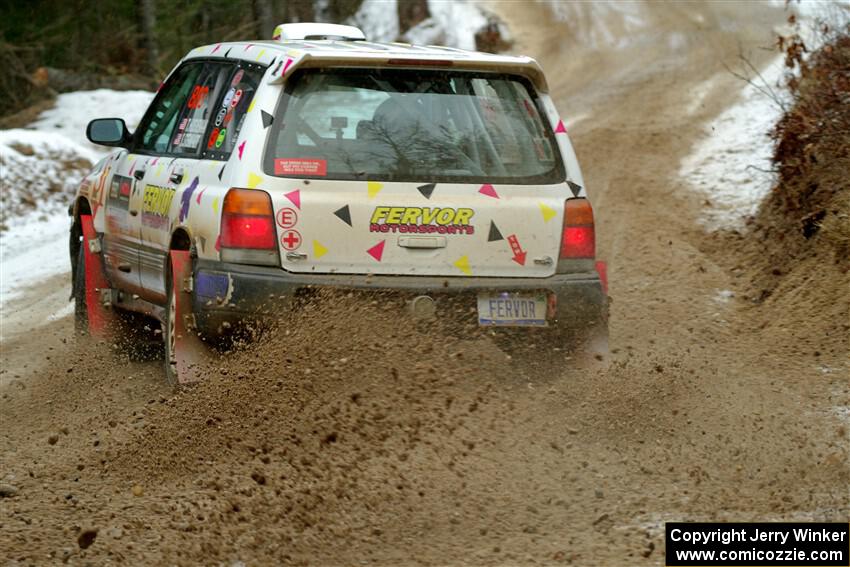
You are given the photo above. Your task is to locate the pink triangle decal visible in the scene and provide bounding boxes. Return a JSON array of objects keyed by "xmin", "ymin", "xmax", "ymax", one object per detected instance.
[
  {"xmin": 282, "ymin": 58, "xmax": 294, "ymax": 74},
  {"xmin": 196, "ymin": 187, "xmax": 206, "ymax": 205},
  {"xmin": 479, "ymin": 184, "xmax": 499, "ymax": 199},
  {"xmin": 554, "ymin": 120, "xmax": 567, "ymax": 134},
  {"xmin": 284, "ymin": 190, "xmax": 301, "ymax": 210},
  {"xmin": 367, "ymin": 240, "xmax": 386, "ymax": 262},
  {"xmin": 238, "ymin": 140, "xmax": 246, "ymax": 160},
  {"xmin": 211, "ymin": 43, "xmax": 222, "ymax": 54}
]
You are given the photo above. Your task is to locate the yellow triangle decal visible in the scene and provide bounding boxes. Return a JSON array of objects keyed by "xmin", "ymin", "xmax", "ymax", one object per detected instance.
[
  {"xmin": 539, "ymin": 202, "xmax": 557, "ymax": 223},
  {"xmin": 247, "ymin": 173, "xmax": 262, "ymax": 189},
  {"xmin": 247, "ymin": 99, "xmax": 256, "ymax": 114},
  {"xmin": 212, "ymin": 197, "xmax": 219, "ymax": 214},
  {"xmin": 255, "ymin": 48, "xmax": 266, "ymax": 61},
  {"xmin": 367, "ymin": 181, "xmax": 383, "ymax": 199},
  {"xmin": 454, "ymin": 255, "xmax": 472, "ymax": 276},
  {"xmin": 313, "ymin": 240, "xmax": 328, "ymax": 259}
]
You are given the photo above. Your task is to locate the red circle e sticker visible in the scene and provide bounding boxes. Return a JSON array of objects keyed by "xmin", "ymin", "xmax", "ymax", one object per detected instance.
[{"xmin": 276, "ymin": 207, "xmax": 298, "ymax": 229}]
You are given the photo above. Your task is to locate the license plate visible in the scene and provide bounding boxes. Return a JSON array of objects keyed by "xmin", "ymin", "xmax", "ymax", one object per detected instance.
[{"xmin": 477, "ymin": 292, "xmax": 548, "ymax": 327}]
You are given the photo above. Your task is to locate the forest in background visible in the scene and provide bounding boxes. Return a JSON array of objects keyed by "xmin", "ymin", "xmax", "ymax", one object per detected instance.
[{"xmin": 0, "ymin": 0, "xmax": 501, "ymax": 120}]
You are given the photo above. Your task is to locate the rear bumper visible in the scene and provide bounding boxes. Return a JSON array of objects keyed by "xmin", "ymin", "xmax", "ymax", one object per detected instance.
[{"xmin": 192, "ymin": 259, "xmax": 607, "ymax": 334}]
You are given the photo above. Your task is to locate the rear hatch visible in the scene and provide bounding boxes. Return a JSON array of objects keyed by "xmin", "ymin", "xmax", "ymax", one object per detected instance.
[{"xmin": 261, "ymin": 66, "xmax": 568, "ymax": 278}]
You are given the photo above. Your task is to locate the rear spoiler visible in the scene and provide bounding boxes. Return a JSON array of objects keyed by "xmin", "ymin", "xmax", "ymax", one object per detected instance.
[{"xmin": 268, "ymin": 52, "xmax": 550, "ymax": 93}]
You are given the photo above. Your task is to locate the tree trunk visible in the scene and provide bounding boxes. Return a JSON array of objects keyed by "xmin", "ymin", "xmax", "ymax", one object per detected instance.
[
  {"xmin": 254, "ymin": 0, "xmax": 275, "ymax": 39},
  {"xmin": 139, "ymin": 0, "xmax": 159, "ymax": 75},
  {"xmin": 283, "ymin": 0, "xmax": 316, "ymax": 24},
  {"xmin": 397, "ymin": 0, "xmax": 429, "ymax": 35}
]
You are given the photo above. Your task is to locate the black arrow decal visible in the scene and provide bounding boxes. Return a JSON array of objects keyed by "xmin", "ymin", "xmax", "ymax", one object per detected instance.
[
  {"xmin": 487, "ymin": 220, "xmax": 504, "ymax": 242},
  {"xmin": 417, "ymin": 183, "xmax": 436, "ymax": 199},
  {"xmin": 261, "ymin": 110, "xmax": 274, "ymax": 129},
  {"xmin": 224, "ymin": 47, "xmax": 232, "ymax": 58},
  {"xmin": 333, "ymin": 205, "xmax": 352, "ymax": 227},
  {"xmin": 218, "ymin": 164, "xmax": 226, "ymax": 181},
  {"xmin": 567, "ymin": 180, "xmax": 582, "ymax": 198}
]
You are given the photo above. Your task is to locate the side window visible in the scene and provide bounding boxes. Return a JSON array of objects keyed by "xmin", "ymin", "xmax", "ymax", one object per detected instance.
[
  {"xmin": 168, "ymin": 62, "xmax": 234, "ymax": 156},
  {"xmin": 136, "ymin": 63, "xmax": 204, "ymax": 154},
  {"xmin": 203, "ymin": 65, "xmax": 265, "ymax": 160}
]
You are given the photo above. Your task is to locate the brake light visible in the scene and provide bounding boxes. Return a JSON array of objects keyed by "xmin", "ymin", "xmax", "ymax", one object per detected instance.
[
  {"xmin": 386, "ymin": 58, "xmax": 454, "ymax": 67},
  {"xmin": 560, "ymin": 198, "xmax": 595, "ymax": 259},
  {"xmin": 221, "ymin": 189, "xmax": 276, "ymax": 250}
]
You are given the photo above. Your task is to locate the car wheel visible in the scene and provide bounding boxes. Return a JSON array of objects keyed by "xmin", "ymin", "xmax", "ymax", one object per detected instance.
[{"xmin": 73, "ymin": 243, "xmax": 88, "ymax": 335}]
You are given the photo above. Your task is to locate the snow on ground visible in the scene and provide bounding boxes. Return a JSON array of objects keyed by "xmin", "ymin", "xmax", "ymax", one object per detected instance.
[
  {"xmin": 679, "ymin": 56, "xmax": 786, "ymax": 230},
  {"xmin": 0, "ymin": 211, "xmax": 72, "ymax": 311},
  {"xmin": 28, "ymin": 89, "xmax": 152, "ymax": 153},
  {"xmin": 0, "ymin": 89, "xmax": 153, "ymax": 332}
]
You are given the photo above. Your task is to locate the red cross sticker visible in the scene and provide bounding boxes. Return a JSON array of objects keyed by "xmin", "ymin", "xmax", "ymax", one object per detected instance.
[
  {"xmin": 280, "ymin": 229, "xmax": 302, "ymax": 251},
  {"xmin": 276, "ymin": 207, "xmax": 298, "ymax": 229}
]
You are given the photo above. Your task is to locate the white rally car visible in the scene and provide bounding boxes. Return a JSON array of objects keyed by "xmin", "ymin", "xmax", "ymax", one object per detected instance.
[{"xmin": 71, "ymin": 23, "xmax": 608, "ymax": 384}]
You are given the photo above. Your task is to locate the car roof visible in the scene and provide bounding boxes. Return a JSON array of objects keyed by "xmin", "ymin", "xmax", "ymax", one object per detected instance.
[{"xmin": 182, "ymin": 39, "xmax": 549, "ymax": 92}]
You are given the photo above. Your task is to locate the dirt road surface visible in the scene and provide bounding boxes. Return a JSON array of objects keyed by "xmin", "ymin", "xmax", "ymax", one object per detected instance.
[{"xmin": 1, "ymin": 2, "xmax": 847, "ymax": 565}]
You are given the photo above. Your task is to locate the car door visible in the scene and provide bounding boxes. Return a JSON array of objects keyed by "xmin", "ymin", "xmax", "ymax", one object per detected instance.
[
  {"xmin": 134, "ymin": 60, "xmax": 237, "ymax": 304},
  {"xmin": 101, "ymin": 159, "xmax": 145, "ymax": 295}
]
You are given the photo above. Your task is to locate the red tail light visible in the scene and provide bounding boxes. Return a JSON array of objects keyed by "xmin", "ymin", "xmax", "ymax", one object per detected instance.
[
  {"xmin": 221, "ymin": 189, "xmax": 276, "ymax": 250},
  {"xmin": 560, "ymin": 198, "xmax": 595, "ymax": 259}
]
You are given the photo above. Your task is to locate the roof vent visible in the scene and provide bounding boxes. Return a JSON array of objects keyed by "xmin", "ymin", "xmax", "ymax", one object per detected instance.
[{"xmin": 272, "ymin": 23, "xmax": 366, "ymax": 41}]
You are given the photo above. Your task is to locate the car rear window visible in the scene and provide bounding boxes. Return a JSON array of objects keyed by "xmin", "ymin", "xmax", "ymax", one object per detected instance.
[{"xmin": 263, "ymin": 68, "xmax": 565, "ymax": 184}]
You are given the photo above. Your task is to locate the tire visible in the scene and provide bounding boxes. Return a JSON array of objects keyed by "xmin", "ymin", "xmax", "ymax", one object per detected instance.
[
  {"xmin": 74, "ymin": 234, "xmax": 162, "ymax": 359},
  {"xmin": 163, "ymin": 266, "xmax": 179, "ymax": 387},
  {"xmin": 73, "ymin": 243, "xmax": 88, "ymax": 335}
]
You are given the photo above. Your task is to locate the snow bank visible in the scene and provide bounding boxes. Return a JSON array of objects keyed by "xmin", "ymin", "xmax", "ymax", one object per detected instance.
[
  {"xmin": 0, "ymin": 89, "xmax": 153, "ymax": 318},
  {"xmin": 679, "ymin": 57, "xmax": 786, "ymax": 230},
  {"xmin": 0, "ymin": 210, "xmax": 71, "ymax": 311},
  {"xmin": 679, "ymin": 0, "xmax": 848, "ymax": 230},
  {"xmin": 28, "ymin": 89, "xmax": 153, "ymax": 155}
]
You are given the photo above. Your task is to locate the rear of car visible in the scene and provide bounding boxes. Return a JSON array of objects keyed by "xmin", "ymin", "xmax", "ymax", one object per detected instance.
[{"xmin": 194, "ymin": 43, "xmax": 606, "ymax": 340}]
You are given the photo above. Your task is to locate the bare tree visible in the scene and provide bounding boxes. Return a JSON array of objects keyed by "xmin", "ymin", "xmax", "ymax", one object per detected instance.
[
  {"xmin": 139, "ymin": 0, "xmax": 159, "ymax": 74},
  {"xmin": 397, "ymin": 0, "xmax": 429, "ymax": 34},
  {"xmin": 254, "ymin": 0, "xmax": 275, "ymax": 38}
]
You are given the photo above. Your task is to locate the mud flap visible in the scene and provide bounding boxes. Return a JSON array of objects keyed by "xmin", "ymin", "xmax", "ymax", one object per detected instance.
[
  {"xmin": 595, "ymin": 260, "xmax": 608, "ymax": 296},
  {"xmin": 80, "ymin": 215, "xmax": 118, "ymax": 338},
  {"xmin": 170, "ymin": 250, "xmax": 216, "ymax": 384}
]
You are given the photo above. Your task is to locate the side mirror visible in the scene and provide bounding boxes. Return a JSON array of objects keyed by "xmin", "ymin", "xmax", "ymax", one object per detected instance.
[{"xmin": 86, "ymin": 118, "xmax": 131, "ymax": 147}]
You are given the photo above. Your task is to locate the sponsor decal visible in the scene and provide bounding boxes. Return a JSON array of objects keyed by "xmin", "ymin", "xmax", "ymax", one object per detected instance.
[
  {"xmin": 187, "ymin": 85, "xmax": 209, "ymax": 109},
  {"xmin": 276, "ymin": 207, "xmax": 298, "ymax": 229},
  {"xmin": 106, "ymin": 174, "xmax": 134, "ymax": 233},
  {"xmin": 142, "ymin": 184, "xmax": 176, "ymax": 229},
  {"xmin": 215, "ymin": 128, "xmax": 227, "ymax": 148},
  {"xmin": 108, "ymin": 174, "xmax": 133, "ymax": 207},
  {"xmin": 214, "ymin": 108, "xmax": 227, "ymax": 127},
  {"xmin": 369, "ymin": 206, "xmax": 475, "ymax": 235},
  {"xmin": 274, "ymin": 158, "xmax": 327, "ymax": 176},
  {"xmin": 230, "ymin": 69, "xmax": 244, "ymax": 87},
  {"xmin": 230, "ymin": 89, "xmax": 243, "ymax": 108},
  {"xmin": 207, "ymin": 127, "xmax": 220, "ymax": 149},
  {"xmin": 222, "ymin": 87, "xmax": 236, "ymax": 108}
]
